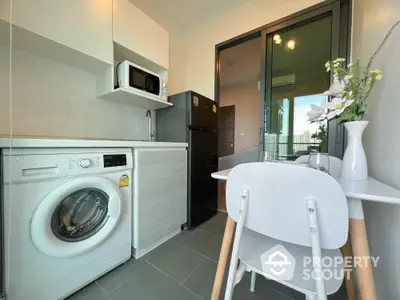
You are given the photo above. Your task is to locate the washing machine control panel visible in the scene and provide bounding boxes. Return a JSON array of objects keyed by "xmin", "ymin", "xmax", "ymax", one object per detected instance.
[
  {"xmin": 79, "ymin": 158, "xmax": 91, "ymax": 168},
  {"xmin": 103, "ymin": 154, "xmax": 127, "ymax": 168},
  {"xmin": 68, "ymin": 155, "xmax": 102, "ymax": 170}
]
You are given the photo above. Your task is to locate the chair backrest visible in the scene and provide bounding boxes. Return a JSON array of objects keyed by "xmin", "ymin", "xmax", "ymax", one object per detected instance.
[
  {"xmin": 295, "ymin": 155, "xmax": 342, "ymax": 178},
  {"xmin": 226, "ymin": 162, "xmax": 348, "ymax": 249}
]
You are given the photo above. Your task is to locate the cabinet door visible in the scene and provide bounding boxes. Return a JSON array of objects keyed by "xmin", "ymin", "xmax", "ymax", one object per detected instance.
[
  {"xmin": 10, "ymin": 0, "xmax": 113, "ymax": 65},
  {"xmin": 113, "ymin": 0, "xmax": 169, "ymax": 69},
  {"xmin": 134, "ymin": 148, "xmax": 187, "ymax": 248},
  {"xmin": 0, "ymin": 1, "xmax": 11, "ymax": 23}
]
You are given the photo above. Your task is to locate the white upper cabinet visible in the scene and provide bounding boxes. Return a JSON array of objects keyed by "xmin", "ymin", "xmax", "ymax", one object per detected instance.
[
  {"xmin": 0, "ymin": 1, "xmax": 11, "ymax": 23},
  {"xmin": 7, "ymin": 0, "xmax": 113, "ymax": 65},
  {"xmin": 113, "ymin": 0, "xmax": 169, "ymax": 69}
]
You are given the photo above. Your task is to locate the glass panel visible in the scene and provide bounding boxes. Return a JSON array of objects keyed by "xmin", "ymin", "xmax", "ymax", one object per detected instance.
[
  {"xmin": 51, "ymin": 188, "xmax": 109, "ymax": 242},
  {"xmin": 263, "ymin": 15, "xmax": 332, "ymax": 160}
]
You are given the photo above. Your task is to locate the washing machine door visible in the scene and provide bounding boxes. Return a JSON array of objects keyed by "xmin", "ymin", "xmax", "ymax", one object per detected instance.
[{"xmin": 31, "ymin": 176, "xmax": 122, "ymax": 258}]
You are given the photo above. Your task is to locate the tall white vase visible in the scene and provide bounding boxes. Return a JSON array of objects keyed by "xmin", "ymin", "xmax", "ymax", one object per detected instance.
[{"xmin": 340, "ymin": 121, "xmax": 369, "ymax": 181}]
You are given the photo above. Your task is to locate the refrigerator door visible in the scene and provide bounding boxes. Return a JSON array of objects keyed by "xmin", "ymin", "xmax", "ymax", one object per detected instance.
[
  {"xmin": 188, "ymin": 128, "xmax": 218, "ymax": 228},
  {"xmin": 188, "ymin": 92, "xmax": 218, "ymax": 130}
]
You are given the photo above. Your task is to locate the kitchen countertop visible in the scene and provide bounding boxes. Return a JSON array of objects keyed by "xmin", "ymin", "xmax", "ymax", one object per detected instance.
[{"xmin": 0, "ymin": 137, "xmax": 188, "ymax": 149}]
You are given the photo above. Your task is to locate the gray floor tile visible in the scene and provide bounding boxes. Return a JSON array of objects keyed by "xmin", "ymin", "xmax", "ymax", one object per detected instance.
[
  {"xmin": 184, "ymin": 261, "xmax": 291, "ymax": 300},
  {"xmin": 213, "ymin": 211, "xmax": 228, "ymax": 224},
  {"xmin": 144, "ymin": 239, "xmax": 206, "ymax": 283},
  {"xmin": 183, "ymin": 259, "xmax": 226, "ymax": 299},
  {"xmin": 269, "ymin": 280, "xmax": 304, "ymax": 299},
  {"xmin": 180, "ymin": 230, "xmax": 223, "ymax": 261},
  {"xmin": 66, "ymin": 282, "xmax": 109, "ymax": 300},
  {"xmin": 268, "ymin": 276, "xmax": 348, "ymax": 299},
  {"xmin": 109, "ymin": 260, "xmax": 201, "ymax": 300},
  {"xmin": 328, "ymin": 285, "xmax": 348, "ymax": 299},
  {"xmin": 170, "ymin": 229, "xmax": 196, "ymax": 243},
  {"xmin": 233, "ymin": 273, "xmax": 294, "ymax": 300},
  {"xmin": 68, "ymin": 211, "xmax": 348, "ymax": 300},
  {"xmin": 96, "ymin": 259, "xmax": 138, "ymax": 294},
  {"xmin": 197, "ymin": 217, "xmax": 227, "ymax": 236}
]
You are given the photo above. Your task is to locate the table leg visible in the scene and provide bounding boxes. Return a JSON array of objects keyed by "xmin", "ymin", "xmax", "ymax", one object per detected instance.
[
  {"xmin": 349, "ymin": 218, "xmax": 376, "ymax": 300},
  {"xmin": 341, "ymin": 239, "xmax": 356, "ymax": 300},
  {"xmin": 211, "ymin": 216, "xmax": 236, "ymax": 300}
]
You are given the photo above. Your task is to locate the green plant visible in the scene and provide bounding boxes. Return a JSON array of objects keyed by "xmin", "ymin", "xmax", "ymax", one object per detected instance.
[
  {"xmin": 307, "ymin": 20, "xmax": 400, "ymax": 123},
  {"xmin": 311, "ymin": 124, "xmax": 328, "ymax": 152}
]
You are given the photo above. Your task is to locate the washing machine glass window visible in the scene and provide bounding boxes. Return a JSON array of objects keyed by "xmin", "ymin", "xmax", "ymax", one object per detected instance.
[{"xmin": 51, "ymin": 188, "xmax": 110, "ymax": 242}]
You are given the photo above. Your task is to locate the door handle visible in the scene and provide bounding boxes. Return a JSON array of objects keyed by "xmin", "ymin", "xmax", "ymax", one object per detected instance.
[
  {"xmin": 336, "ymin": 123, "xmax": 342, "ymax": 144},
  {"xmin": 259, "ymin": 127, "xmax": 263, "ymax": 145}
]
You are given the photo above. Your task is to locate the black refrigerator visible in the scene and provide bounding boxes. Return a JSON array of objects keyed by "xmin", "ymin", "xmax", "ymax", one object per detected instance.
[{"xmin": 156, "ymin": 91, "xmax": 218, "ymax": 229}]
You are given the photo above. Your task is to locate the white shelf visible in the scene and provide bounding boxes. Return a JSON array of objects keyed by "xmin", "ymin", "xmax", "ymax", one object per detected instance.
[{"xmin": 98, "ymin": 88, "xmax": 173, "ymax": 110}]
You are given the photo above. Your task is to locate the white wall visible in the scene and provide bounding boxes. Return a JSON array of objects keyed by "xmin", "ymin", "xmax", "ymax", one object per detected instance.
[
  {"xmin": 180, "ymin": 0, "xmax": 319, "ymax": 99},
  {"xmin": 220, "ymin": 81, "xmax": 260, "ymax": 154},
  {"xmin": 0, "ymin": 46, "xmax": 152, "ymax": 140},
  {"xmin": 352, "ymin": 0, "xmax": 400, "ymax": 298},
  {"xmin": 168, "ymin": 30, "xmax": 187, "ymax": 96}
]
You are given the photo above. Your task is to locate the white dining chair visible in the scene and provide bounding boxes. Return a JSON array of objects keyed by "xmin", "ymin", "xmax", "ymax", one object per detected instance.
[
  {"xmin": 224, "ymin": 162, "xmax": 349, "ymax": 300},
  {"xmin": 295, "ymin": 155, "xmax": 342, "ymax": 178}
]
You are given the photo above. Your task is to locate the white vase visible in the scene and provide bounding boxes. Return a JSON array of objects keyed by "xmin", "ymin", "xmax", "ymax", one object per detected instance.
[{"xmin": 340, "ymin": 120, "xmax": 369, "ymax": 181}]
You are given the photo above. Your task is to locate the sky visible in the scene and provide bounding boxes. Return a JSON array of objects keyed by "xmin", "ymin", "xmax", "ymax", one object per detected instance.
[{"xmin": 293, "ymin": 94, "xmax": 327, "ymax": 135}]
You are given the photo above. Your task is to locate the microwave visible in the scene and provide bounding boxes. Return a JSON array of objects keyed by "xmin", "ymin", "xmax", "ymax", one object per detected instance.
[{"xmin": 116, "ymin": 60, "xmax": 167, "ymax": 101}]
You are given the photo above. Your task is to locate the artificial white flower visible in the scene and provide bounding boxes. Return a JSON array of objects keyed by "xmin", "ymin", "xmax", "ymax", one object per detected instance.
[
  {"xmin": 324, "ymin": 98, "xmax": 354, "ymax": 120},
  {"xmin": 325, "ymin": 61, "xmax": 331, "ymax": 72},
  {"xmin": 345, "ymin": 74, "xmax": 353, "ymax": 80},
  {"xmin": 307, "ymin": 104, "xmax": 326, "ymax": 122},
  {"xmin": 322, "ymin": 78, "xmax": 345, "ymax": 97},
  {"xmin": 369, "ymin": 69, "xmax": 381, "ymax": 75},
  {"xmin": 333, "ymin": 58, "xmax": 345, "ymax": 63}
]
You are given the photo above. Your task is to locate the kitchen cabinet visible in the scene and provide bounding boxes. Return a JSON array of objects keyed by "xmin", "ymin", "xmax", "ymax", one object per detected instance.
[
  {"xmin": 0, "ymin": 1, "xmax": 10, "ymax": 23},
  {"xmin": 113, "ymin": 0, "xmax": 169, "ymax": 69},
  {"xmin": 133, "ymin": 148, "xmax": 187, "ymax": 258},
  {"xmin": 2, "ymin": 0, "xmax": 113, "ymax": 65}
]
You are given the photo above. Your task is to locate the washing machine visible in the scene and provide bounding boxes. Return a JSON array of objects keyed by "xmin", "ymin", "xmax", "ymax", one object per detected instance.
[{"xmin": 2, "ymin": 148, "xmax": 133, "ymax": 300}]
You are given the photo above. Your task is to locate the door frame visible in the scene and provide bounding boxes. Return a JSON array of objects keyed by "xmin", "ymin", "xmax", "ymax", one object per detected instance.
[
  {"xmin": 214, "ymin": 0, "xmax": 352, "ymax": 157},
  {"xmin": 261, "ymin": 2, "xmax": 341, "ymax": 158}
]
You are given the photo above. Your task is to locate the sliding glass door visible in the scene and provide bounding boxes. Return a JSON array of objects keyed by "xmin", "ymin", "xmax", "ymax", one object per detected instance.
[{"xmin": 260, "ymin": 1, "xmax": 350, "ymax": 160}]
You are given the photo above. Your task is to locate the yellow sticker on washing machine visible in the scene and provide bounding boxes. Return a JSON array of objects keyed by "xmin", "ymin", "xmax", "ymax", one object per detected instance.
[
  {"xmin": 119, "ymin": 175, "xmax": 130, "ymax": 187},
  {"xmin": 213, "ymin": 104, "xmax": 217, "ymax": 113}
]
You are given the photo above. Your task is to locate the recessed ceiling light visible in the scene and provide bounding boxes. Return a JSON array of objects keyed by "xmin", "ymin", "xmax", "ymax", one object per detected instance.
[
  {"xmin": 273, "ymin": 34, "xmax": 282, "ymax": 45},
  {"xmin": 273, "ymin": 34, "xmax": 281, "ymax": 41},
  {"xmin": 287, "ymin": 40, "xmax": 296, "ymax": 50}
]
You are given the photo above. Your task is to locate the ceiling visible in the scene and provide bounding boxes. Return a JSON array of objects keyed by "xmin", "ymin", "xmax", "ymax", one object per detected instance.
[
  {"xmin": 219, "ymin": 16, "xmax": 331, "ymax": 88},
  {"xmin": 129, "ymin": 0, "xmax": 254, "ymax": 31},
  {"xmin": 271, "ymin": 15, "xmax": 331, "ymax": 75},
  {"xmin": 131, "ymin": 0, "xmax": 332, "ymax": 90},
  {"xmin": 220, "ymin": 37, "xmax": 262, "ymax": 87}
]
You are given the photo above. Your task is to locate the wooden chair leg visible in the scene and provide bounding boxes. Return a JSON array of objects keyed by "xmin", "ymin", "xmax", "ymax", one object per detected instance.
[
  {"xmin": 211, "ymin": 217, "xmax": 236, "ymax": 300},
  {"xmin": 349, "ymin": 218, "xmax": 376, "ymax": 300},
  {"xmin": 341, "ymin": 239, "xmax": 357, "ymax": 300}
]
